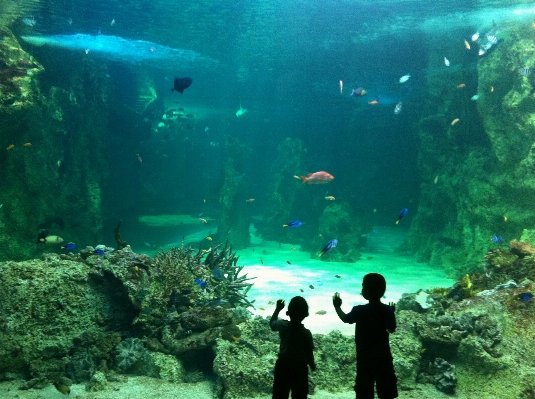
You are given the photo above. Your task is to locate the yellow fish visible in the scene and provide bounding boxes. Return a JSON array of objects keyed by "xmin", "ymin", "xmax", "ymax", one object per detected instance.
[
  {"xmin": 23, "ymin": 142, "xmax": 32, "ymax": 147},
  {"xmin": 206, "ymin": 236, "xmax": 212, "ymax": 241},
  {"xmin": 464, "ymin": 40, "xmax": 470, "ymax": 50},
  {"xmin": 451, "ymin": 118, "xmax": 460, "ymax": 126},
  {"xmin": 504, "ymin": 216, "xmax": 508, "ymax": 222},
  {"xmin": 53, "ymin": 382, "xmax": 71, "ymax": 395},
  {"xmin": 6, "ymin": 144, "xmax": 14, "ymax": 150},
  {"xmin": 325, "ymin": 196, "xmax": 336, "ymax": 200}
]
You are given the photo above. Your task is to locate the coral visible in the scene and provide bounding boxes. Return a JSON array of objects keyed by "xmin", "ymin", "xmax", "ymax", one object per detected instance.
[
  {"xmin": 85, "ymin": 371, "xmax": 108, "ymax": 392},
  {"xmin": 509, "ymin": 239, "xmax": 535, "ymax": 258},
  {"xmin": 114, "ymin": 338, "xmax": 147, "ymax": 373},
  {"xmin": 149, "ymin": 352, "xmax": 184, "ymax": 383},
  {"xmin": 434, "ymin": 358, "xmax": 456, "ymax": 394}
]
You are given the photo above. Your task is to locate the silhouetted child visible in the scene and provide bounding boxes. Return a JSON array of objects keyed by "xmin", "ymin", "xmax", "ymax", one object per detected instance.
[
  {"xmin": 333, "ymin": 273, "xmax": 398, "ymax": 399},
  {"xmin": 270, "ymin": 296, "xmax": 316, "ymax": 399}
]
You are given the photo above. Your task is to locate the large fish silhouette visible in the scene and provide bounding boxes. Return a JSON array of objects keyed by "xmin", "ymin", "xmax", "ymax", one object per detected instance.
[{"xmin": 21, "ymin": 34, "xmax": 217, "ymax": 69}]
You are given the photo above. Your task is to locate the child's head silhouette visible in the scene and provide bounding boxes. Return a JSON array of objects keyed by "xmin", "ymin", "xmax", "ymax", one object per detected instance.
[
  {"xmin": 362, "ymin": 273, "xmax": 386, "ymax": 300},
  {"xmin": 286, "ymin": 296, "xmax": 309, "ymax": 322}
]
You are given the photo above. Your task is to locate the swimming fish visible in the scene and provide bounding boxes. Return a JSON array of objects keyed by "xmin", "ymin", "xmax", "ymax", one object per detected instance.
[
  {"xmin": 491, "ymin": 235, "xmax": 503, "ymax": 244},
  {"xmin": 451, "ymin": 118, "xmax": 460, "ymax": 126},
  {"xmin": 319, "ymin": 239, "xmax": 338, "ymax": 257},
  {"xmin": 37, "ymin": 235, "xmax": 64, "ymax": 245},
  {"xmin": 487, "ymin": 35, "xmax": 498, "ymax": 45},
  {"xmin": 199, "ymin": 218, "xmax": 208, "ymax": 223},
  {"xmin": 285, "ymin": 260, "xmax": 291, "ymax": 265},
  {"xmin": 61, "ymin": 242, "xmax": 76, "ymax": 250},
  {"xmin": 464, "ymin": 40, "xmax": 470, "ymax": 50},
  {"xmin": 53, "ymin": 382, "xmax": 71, "ymax": 395},
  {"xmin": 94, "ymin": 249, "xmax": 105, "ymax": 255},
  {"xmin": 434, "ymin": 176, "xmax": 438, "ymax": 184},
  {"xmin": 519, "ymin": 68, "xmax": 531, "ymax": 76},
  {"xmin": 245, "ymin": 198, "xmax": 255, "ymax": 203},
  {"xmin": 399, "ymin": 74, "xmax": 410, "ymax": 83},
  {"xmin": 315, "ymin": 310, "xmax": 327, "ymax": 315},
  {"xmin": 6, "ymin": 144, "xmax": 14, "ymax": 150},
  {"xmin": 325, "ymin": 196, "xmax": 336, "ymax": 200},
  {"xmin": 471, "ymin": 95, "xmax": 480, "ymax": 101},
  {"xmin": 171, "ymin": 77, "xmax": 192, "ymax": 93},
  {"xmin": 301, "ymin": 171, "xmax": 334, "ymax": 184},
  {"xmin": 339, "ymin": 80, "xmax": 343, "ymax": 94},
  {"xmin": 236, "ymin": 105, "xmax": 248, "ymax": 117},
  {"xmin": 335, "ymin": 274, "xmax": 342, "ymax": 278},
  {"xmin": 194, "ymin": 278, "xmax": 207, "ymax": 289},
  {"xmin": 309, "ymin": 285, "xmax": 315, "ymax": 289},
  {"xmin": 23, "ymin": 142, "xmax": 32, "ymax": 147},
  {"xmin": 457, "ymin": 83, "xmax": 466, "ymax": 88},
  {"xmin": 471, "ymin": 32, "xmax": 479, "ymax": 41},
  {"xmin": 350, "ymin": 87, "xmax": 367, "ymax": 97},
  {"xmin": 444, "ymin": 57, "xmax": 450, "ymax": 67},
  {"xmin": 517, "ymin": 292, "xmax": 533, "ymax": 301},
  {"xmin": 206, "ymin": 236, "xmax": 212, "ymax": 241},
  {"xmin": 283, "ymin": 220, "xmax": 302, "ymax": 228},
  {"xmin": 368, "ymin": 96, "xmax": 379, "ymax": 105},
  {"xmin": 394, "ymin": 102, "xmax": 402, "ymax": 115},
  {"xmin": 396, "ymin": 208, "xmax": 408, "ymax": 224}
]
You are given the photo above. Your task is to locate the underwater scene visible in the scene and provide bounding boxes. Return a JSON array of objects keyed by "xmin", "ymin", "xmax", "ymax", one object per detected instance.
[{"xmin": 3, "ymin": 0, "xmax": 535, "ymax": 398}]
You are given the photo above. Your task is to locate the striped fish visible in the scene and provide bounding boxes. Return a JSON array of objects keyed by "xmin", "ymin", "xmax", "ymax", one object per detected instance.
[
  {"xmin": 487, "ymin": 35, "xmax": 498, "ymax": 44},
  {"xmin": 519, "ymin": 68, "xmax": 531, "ymax": 76}
]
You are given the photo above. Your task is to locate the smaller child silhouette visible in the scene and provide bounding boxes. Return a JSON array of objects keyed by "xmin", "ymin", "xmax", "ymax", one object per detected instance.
[
  {"xmin": 270, "ymin": 296, "xmax": 316, "ymax": 399},
  {"xmin": 333, "ymin": 273, "xmax": 398, "ymax": 399}
]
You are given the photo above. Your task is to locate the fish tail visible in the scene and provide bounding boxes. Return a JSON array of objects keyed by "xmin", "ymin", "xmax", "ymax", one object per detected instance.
[
  {"xmin": 318, "ymin": 252, "xmax": 324, "ymax": 257},
  {"xmin": 301, "ymin": 176, "xmax": 307, "ymax": 184},
  {"xmin": 283, "ymin": 224, "xmax": 288, "ymax": 227},
  {"xmin": 395, "ymin": 220, "xmax": 400, "ymax": 225}
]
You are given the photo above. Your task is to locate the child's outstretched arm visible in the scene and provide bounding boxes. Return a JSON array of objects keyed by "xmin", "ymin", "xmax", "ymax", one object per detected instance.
[
  {"xmin": 332, "ymin": 292, "xmax": 349, "ymax": 323},
  {"xmin": 270, "ymin": 299, "xmax": 285, "ymax": 330}
]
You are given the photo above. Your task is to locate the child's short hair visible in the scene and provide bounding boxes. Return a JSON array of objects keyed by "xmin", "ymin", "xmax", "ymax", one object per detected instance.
[
  {"xmin": 363, "ymin": 273, "xmax": 386, "ymax": 299},
  {"xmin": 287, "ymin": 296, "xmax": 309, "ymax": 321}
]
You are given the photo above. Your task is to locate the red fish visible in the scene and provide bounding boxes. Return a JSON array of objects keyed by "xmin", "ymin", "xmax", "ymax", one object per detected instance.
[{"xmin": 301, "ymin": 171, "xmax": 334, "ymax": 184}]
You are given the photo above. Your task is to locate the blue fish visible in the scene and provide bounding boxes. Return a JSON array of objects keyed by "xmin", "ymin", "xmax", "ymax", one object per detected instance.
[
  {"xmin": 93, "ymin": 249, "xmax": 105, "ymax": 255},
  {"xmin": 517, "ymin": 292, "xmax": 533, "ymax": 301},
  {"xmin": 283, "ymin": 220, "xmax": 302, "ymax": 228},
  {"xmin": 319, "ymin": 239, "xmax": 338, "ymax": 257},
  {"xmin": 396, "ymin": 208, "xmax": 408, "ymax": 224},
  {"xmin": 61, "ymin": 242, "xmax": 76, "ymax": 251},
  {"xmin": 194, "ymin": 278, "xmax": 207, "ymax": 289},
  {"xmin": 491, "ymin": 235, "xmax": 503, "ymax": 244}
]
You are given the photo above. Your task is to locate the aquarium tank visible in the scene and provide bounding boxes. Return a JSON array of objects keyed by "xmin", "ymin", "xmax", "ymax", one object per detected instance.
[{"xmin": 1, "ymin": 0, "xmax": 535, "ymax": 398}]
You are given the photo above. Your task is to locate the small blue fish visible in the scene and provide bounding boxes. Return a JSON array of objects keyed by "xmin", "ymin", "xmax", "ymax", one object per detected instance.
[
  {"xmin": 520, "ymin": 68, "xmax": 531, "ymax": 76},
  {"xmin": 396, "ymin": 208, "xmax": 408, "ymax": 224},
  {"xmin": 517, "ymin": 292, "xmax": 533, "ymax": 301},
  {"xmin": 319, "ymin": 239, "xmax": 338, "ymax": 257},
  {"xmin": 491, "ymin": 235, "xmax": 503, "ymax": 244},
  {"xmin": 93, "ymin": 249, "xmax": 105, "ymax": 255},
  {"xmin": 194, "ymin": 278, "xmax": 207, "ymax": 289},
  {"xmin": 283, "ymin": 220, "xmax": 302, "ymax": 228},
  {"xmin": 61, "ymin": 242, "xmax": 76, "ymax": 250}
]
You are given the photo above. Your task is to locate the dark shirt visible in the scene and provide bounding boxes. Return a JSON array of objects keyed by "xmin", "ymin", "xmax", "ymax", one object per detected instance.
[
  {"xmin": 346, "ymin": 303, "xmax": 396, "ymax": 352},
  {"xmin": 270, "ymin": 319, "xmax": 315, "ymax": 367}
]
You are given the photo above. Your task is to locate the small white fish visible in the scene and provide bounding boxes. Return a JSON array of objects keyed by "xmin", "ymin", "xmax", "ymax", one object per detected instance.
[
  {"xmin": 22, "ymin": 17, "xmax": 36, "ymax": 27},
  {"xmin": 471, "ymin": 32, "xmax": 479, "ymax": 42},
  {"xmin": 110, "ymin": 19, "xmax": 116, "ymax": 26},
  {"xmin": 471, "ymin": 94, "xmax": 480, "ymax": 101},
  {"xmin": 399, "ymin": 74, "xmax": 410, "ymax": 83},
  {"xmin": 339, "ymin": 80, "xmax": 343, "ymax": 94},
  {"xmin": 394, "ymin": 102, "xmax": 402, "ymax": 115},
  {"xmin": 444, "ymin": 57, "xmax": 450, "ymax": 67},
  {"xmin": 236, "ymin": 105, "xmax": 248, "ymax": 117},
  {"xmin": 85, "ymin": 49, "xmax": 91, "ymax": 54},
  {"xmin": 478, "ymin": 48, "xmax": 486, "ymax": 56}
]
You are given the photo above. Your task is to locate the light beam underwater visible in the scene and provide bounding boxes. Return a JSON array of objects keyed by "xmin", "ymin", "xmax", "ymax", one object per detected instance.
[{"xmin": 21, "ymin": 34, "xmax": 218, "ymax": 69}]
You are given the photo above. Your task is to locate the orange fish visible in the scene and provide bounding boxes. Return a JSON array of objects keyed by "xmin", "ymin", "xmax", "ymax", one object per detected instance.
[
  {"xmin": 199, "ymin": 218, "xmax": 207, "ymax": 224},
  {"xmin": 325, "ymin": 196, "xmax": 336, "ymax": 200},
  {"xmin": 457, "ymin": 83, "xmax": 466, "ymax": 88},
  {"xmin": 23, "ymin": 142, "xmax": 32, "ymax": 147},
  {"xmin": 232, "ymin": 335, "xmax": 240, "ymax": 341},
  {"xmin": 245, "ymin": 198, "xmax": 255, "ymax": 203},
  {"xmin": 451, "ymin": 118, "xmax": 460, "ymax": 126},
  {"xmin": 368, "ymin": 99, "xmax": 379, "ymax": 105},
  {"xmin": 301, "ymin": 171, "xmax": 334, "ymax": 184},
  {"xmin": 6, "ymin": 144, "xmax": 14, "ymax": 150},
  {"xmin": 464, "ymin": 40, "xmax": 470, "ymax": 50}
]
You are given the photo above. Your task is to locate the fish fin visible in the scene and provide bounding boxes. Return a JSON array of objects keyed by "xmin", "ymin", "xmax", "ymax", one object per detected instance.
[{"xmin": 301, "ymin": 176, "xmax": 307, "ymax": 184}]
